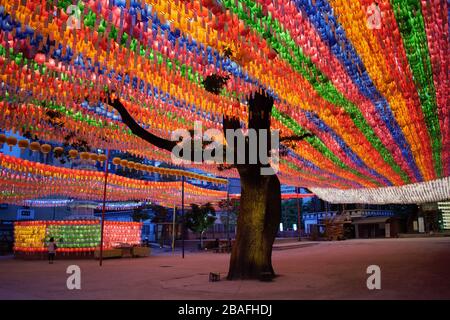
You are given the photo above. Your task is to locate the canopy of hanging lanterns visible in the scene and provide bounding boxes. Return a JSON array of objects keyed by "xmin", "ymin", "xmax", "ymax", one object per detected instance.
[
  {"xmin": 0, "ymin": 0, "xmax": 448, "ymax": 204},
  {"xmin": 0, "ymin": 153, "xmax": 227, "ymax": 206}
]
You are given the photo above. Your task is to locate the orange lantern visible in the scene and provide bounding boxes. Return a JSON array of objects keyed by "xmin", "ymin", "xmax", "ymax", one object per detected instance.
[
  {"xmin": 6, "ymin": 136, "xmax": 17, "ymax": 151},
  {"xmin": 68, "ymin": 149, "xmax": 78, "ymax": 159},
  {"xmin": 40, "ymin": 144, "xmax": 52, "ymax": 162},
  {"xmin": 40, "ymin": 144, "xmax": 51, "ymax": 154},
  {"xmin": 120, "ymin": 159, "xmax": 128, "ymax": 170},
  {"xmin": 53, "ymin": 147, "xmax": 64, "ymax": 158},
  {"xmin": 18, "ymin": 139, "xmax": 29, "ymax": 150},
  {"xmin": 112, "ymin": 157, "xmax": 121, "ymax": 169},
  {"xmin": 0, "ymin": 134, "xmax": 6, "ymax": 145},
  {"xmin": 89, "ymin": 153, "xmax": 99, "ymax": 163},
  {"xmin": 80, "ymin": 152, "xmax": 90, "ymax": 161},
  {"xmin": 98, "ymin": 154, "xmax": 107, "ymax": 165},
  {"xmin": 30, "ymin": 142, "xmax": 40, "ymax": 152}
]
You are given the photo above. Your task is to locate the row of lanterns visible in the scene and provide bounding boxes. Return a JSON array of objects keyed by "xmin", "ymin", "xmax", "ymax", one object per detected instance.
[
  {"xmin": 0, "ymin": 134, "xmax": 227, "ymax": 184},
  {"xmin": 0, "ymin": 133, "xmax": 108, "ymax": 163}
]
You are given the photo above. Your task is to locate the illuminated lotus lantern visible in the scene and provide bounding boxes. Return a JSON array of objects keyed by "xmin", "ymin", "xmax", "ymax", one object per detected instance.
[
  {"xmin": 68, "ymin": 149, "xmax": 78, "ymax": 160},
  {"xmin": 29, "ymin": 142, "xmax": 40, "ymax": 160},
  {"xmin": 112, "ymin": 157, "xmax": 121, "ymax": 170},
  {"xmin": 40, "ymin": 144, "xmax": 51, "ymax": 162},
  {"xmin": 173, "ymin": 170, "xmax": 182, "ymax": 178},
  {"xmin": 120, "ymin": 159, "xmax": 128, "ymax": 171},
  {"xmin": 53, "ymin": 147, "xmax": 64, "ymax": 159},
  {"xmin": 80, "ymin": 152, "xmax": 90, "ymax": 163},
  {"xmin": 18, "ymin": 139, "xmax": 29, "ymax": 156},
  {"xmin": 6, "ymin": 136, "xmax": 17, "ymax": 152},
  {"xmin": 0, "ymin": 134, "xmax": 6, "ymax": 146},
  {"xmin": 98, "ymin": 154, "xmax": 107, "ymax": 166},
  {"xmin": 18, "ymin": 139, "xmax": 29, "ymax": 150},
  {"xmin": 89, "ymin": 153, "xmax": 99, "ymax": 165},
  {"xmin": 127, "ymin": 161, "xmax": 136, "ymax": 171}
]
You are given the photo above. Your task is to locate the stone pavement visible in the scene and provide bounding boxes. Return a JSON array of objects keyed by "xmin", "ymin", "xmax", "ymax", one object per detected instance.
[{"xmin": 0, "ymin": 238, "xmax": 449, "ymax": 300}]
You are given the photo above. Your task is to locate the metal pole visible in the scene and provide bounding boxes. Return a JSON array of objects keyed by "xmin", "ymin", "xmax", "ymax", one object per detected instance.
[
  {"xmin": 181, "ymin": 175, "xmax": 185, "ymax": 259},
  {"xmin": 172, "ymin": 204, "xmax": 176, "ymax": 254},
  {"xmin": 226, "ymin": 180, "xmax": 230, "ymax": 241},
  {"xmin": 99, "ymin": 149, "xmax": 110, "ymax": 267},
  {"xmin": 297, "ymin": 187, "xmax": 301, "ymax": 241}
]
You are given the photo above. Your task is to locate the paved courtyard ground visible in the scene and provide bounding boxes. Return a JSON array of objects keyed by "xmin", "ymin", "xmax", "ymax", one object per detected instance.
[{"xmin": 0, "ymin": 238, "xmax": 449, "ymax": 300}]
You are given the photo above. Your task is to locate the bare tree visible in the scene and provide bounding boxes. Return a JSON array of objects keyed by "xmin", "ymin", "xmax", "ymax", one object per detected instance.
[{"xmin": 103, "ymin": 75, "xmax": 312, "ymax": 279}]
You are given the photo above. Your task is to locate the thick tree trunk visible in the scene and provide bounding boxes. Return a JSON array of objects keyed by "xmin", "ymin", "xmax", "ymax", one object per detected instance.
[{"xmin": 227, "ymin": 173, "xmax": 281, "ymax": 280}]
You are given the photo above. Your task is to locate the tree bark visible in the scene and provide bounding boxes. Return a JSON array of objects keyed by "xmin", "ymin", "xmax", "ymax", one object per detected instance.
[{"xmin": 227, "ymin": 171, "xmax": 281, "ymax": 280}]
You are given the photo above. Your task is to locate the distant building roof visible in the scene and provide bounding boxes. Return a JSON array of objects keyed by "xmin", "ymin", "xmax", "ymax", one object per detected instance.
[{"xmin": 352, "ymin": 217, "xmax": 391, "ymax": 225}]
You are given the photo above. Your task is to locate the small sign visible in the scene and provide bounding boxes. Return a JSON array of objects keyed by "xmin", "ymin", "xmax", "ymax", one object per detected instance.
[{"xmin": 17, "ymin": 209, "xmax": 35, "ymax": 220}]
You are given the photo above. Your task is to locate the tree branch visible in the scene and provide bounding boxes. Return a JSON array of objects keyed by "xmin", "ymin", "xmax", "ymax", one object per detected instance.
[
  {"xmin": 106, "ymin": 93, "xmax": 177, "ymax": 152},
  {"xmin": 105, "ymin": 91, "xmax": 227, "ymax": 163},
  {"xmin": 248, "ymin": 91, "xmax": 273, "ymax": 131},
  {"xmin": 280, "ymin": 133, "xmax": 314, "ymax": 142}
]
